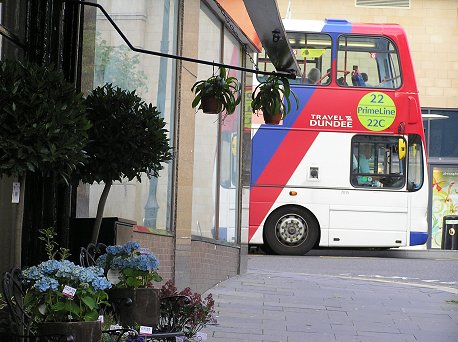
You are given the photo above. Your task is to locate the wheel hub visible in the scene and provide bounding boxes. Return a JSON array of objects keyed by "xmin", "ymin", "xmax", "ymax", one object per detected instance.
[{"xmin": 276, "ymin": 215, "xmax": 308, "ymax": 245}]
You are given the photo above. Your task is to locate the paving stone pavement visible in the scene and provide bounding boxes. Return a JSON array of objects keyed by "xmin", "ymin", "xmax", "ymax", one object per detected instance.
[{"xmin": 201, "ymin": 269, "xmax": 458, "ymax": 342}]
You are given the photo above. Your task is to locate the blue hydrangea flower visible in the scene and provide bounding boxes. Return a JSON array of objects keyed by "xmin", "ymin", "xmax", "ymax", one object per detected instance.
[
  {"xmin": 32, "ymin": 276, "xmax": 59, "ymax": 292},
  {"xmin": 22, "ymin": 259, "xmax": 112, "ymax": 295}
]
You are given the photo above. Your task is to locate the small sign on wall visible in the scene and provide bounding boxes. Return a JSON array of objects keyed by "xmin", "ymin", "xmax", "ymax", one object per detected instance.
[{"xmin": 12, "ymin": 182, "xmax": 20, "ymax": 203}]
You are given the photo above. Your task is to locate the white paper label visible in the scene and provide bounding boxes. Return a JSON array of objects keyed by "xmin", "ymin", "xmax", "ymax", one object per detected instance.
[
  {"xmin": 12, "ymin": 182, "xmax": 20, "ymax": 203},
  {"xmin": 139, "ymin": 326, "xmax": 153, "ymax": 335},
  {"xmin": 109, "ymin": 324, "xmax": 122, "ymax": 330},
  {"xmin": 62, "ymin": 285, "xmax": 77, "ymax": 299},
  {"xmin": 98, "ymin": 315, "xmax": 104, "ymax": 323}
]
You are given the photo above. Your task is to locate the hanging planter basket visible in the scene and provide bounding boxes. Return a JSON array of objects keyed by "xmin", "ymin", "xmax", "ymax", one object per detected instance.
[
  {"xmin": 109, "ymin": 288, "xmax": 160, "ymax": 327},
  {"xmin": 200, "ymin": 96, "xmax": 222, "ymax": 114},
  {"xmin": 262, "ymin": 111, "xmax": 282, "ymax": 125}
]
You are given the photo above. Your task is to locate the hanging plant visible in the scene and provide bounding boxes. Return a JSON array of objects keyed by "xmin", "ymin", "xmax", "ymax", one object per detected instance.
[
  {"xmin": 251, "ymin": 73, "xmax": 299, "ymax": 124},
  {"xmin": 191, "ymin": 67, "xmax": 241, "ymax": 114}
]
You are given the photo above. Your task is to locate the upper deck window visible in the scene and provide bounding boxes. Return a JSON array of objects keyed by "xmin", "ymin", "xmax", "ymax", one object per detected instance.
[
  {"xmin": 337, "ymin": 36, "xmax": 401, "ymax": 89},
  {"xmin": 257, "ymin": 33, "xmax": 332, "ymax": 86}
]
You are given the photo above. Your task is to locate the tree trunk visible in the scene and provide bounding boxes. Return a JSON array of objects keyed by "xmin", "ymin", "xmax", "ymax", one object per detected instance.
[{"xmin": 91, "ymin": 181, "xmax": 112, "ymax": 243}]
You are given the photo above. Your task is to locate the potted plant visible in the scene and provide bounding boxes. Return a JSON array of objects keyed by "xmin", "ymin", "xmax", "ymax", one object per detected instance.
[
  {"xmin": 251, "ymin": 73, "xmax": 299, "ymax": 124},
  {"xmin": 191, "ymin": 67, "xmax": 241, "ymax": 114},
  {"xmin": 158, "ymin": 280, "xmax": 216, "ymax": 340},
  {"xmin": 75, "ymin": 83, "xmax": 172, "ymax": 244},
  {"xmin": 95, "ymin": 241, "xmax": 163, "ymax": 327},
  {"xmin": 20, "ymin": 228, "xmax": 112, "ymax": 341},
  {"xmin": 0, "ymin": 60, "xmax": 90, "ymax": 266}
]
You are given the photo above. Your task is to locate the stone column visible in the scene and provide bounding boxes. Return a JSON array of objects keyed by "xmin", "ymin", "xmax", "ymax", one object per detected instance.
[{"xmin": 173, "ymin": 0, "xmax": 200, "ymax": 289}]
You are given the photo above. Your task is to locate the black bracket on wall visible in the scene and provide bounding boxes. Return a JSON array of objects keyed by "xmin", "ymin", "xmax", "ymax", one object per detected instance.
[{"xmin": 64, "ymin": 0, "xmax": 296, "ymax": 78}]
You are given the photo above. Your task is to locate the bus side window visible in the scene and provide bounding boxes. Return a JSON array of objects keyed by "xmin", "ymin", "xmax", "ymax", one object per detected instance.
[
  {"xmin": 337, "ymin": 36, "xmax": 402, "ymax": 89},
  {"xmin": 407, "ymin": 134, "xmax": 424, "ymax": 191}
]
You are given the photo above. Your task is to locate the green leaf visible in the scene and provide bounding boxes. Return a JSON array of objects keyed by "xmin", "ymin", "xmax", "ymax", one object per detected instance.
[
  {"xmin": 81, "ymin": 296, "xmax": 97, "ymax": 310},
  {"xmin": 84, "ymin": 310, "xmax": 99, "ymax": 322},
  {"xmin": 65, "ymin": 301, "xmax": 81, "ymax": 316}
]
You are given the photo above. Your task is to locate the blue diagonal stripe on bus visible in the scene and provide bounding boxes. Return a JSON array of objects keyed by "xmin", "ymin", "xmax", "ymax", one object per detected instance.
[{"xmin": 251, "ymin": 87, "xmax": 316, "ymax": 185}]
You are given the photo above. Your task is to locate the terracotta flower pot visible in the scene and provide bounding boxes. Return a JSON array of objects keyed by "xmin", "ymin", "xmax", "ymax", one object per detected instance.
[
  {"xmin": 109, "ymin": 288, "xmax": 160, "ymax": 327},
  {"xmin": 37, "ymin": 320, "xmax": 102, "ymax": 342},
  {"xmin": 200, "ymin": 96, "xmax": 222, "ymax": 114},
  {"xmin": 263, "ymin": 112, "xmax": 282, "ymax": 124}
]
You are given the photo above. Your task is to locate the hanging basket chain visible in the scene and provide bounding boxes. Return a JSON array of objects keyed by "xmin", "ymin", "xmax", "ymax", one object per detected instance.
[{"xmin": 214, "ymin": 0, "xmax": 259, "ymax": 71}]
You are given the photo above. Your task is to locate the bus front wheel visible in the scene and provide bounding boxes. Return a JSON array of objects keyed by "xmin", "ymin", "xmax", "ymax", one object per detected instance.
[{"xmin": 264, "ymin": 207, "xmax": 319, "ymax": 255}]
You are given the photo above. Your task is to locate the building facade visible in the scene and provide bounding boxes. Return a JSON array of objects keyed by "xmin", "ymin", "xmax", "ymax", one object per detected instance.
[{"xmin": 0, "ymin": 0, "xmax": 259, "ymax": 293}]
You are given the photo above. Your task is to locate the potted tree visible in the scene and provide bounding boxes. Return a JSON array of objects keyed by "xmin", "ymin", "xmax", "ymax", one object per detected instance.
[
  {"xmin": 251, "ymin": 73, "xmax": 299, "ymax": 124},
  {"xmin": 76, "ymin": 83, "xmax": 172, "ymax": 244},
  {"xmin": 0, "ymin": 60, "xmax": 90, "ymax": 266},
  {"xmin": 191, "ymin": 67, "xmax": 241, "ymax": 114}
]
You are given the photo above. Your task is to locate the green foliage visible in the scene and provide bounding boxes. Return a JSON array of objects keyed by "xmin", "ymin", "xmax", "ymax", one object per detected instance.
[
  {"xmin": 191, "ymin": 67, "xmax": 241, "ymax": 114},
  {"xmin": 120, "ymin": 267, "xmax": 162, "ymax": 288},
  {"xmin": 38, "ymin": 227, "xmax": 71, "ymax": 261},
  {"xmin": 0, "ymin": 293, "xmax": 11, "ymax": 339},
  {"xmin": 77, "ymin": 83, "xmax": 172, "ymax": 184},
  {"xmin": 96, "ymin": 242, "xmax": 162, "ymax": 289},
  {"xmin": 95, "ymin": 36, "xmax": 148, "ymax": 95},
  {"xmin": 23, "ymin": 282, "xmax": 110, "ymax": 322},
  {"xmin": 159, "ymin": 280, "xmax": 216, "ymax": 339},
  {"xmin": 251, "ymin": 73, "xmax": 299, "ymax": 121},
  {"xmin": 21, "ymin": 227, "xmax": 111, "ymax": 323},
  {"xmin": 0, "ymin": 60, "xmax": 90, "ymax": 182}
]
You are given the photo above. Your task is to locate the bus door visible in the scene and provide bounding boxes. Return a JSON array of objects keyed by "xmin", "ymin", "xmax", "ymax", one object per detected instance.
[{"xmin": 328, "ymin": 135, "xmax": 409, "ymax": 247}]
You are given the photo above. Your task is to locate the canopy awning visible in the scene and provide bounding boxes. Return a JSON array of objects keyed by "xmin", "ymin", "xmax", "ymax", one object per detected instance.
[
  {"xmin": 214, "ymin": 0, "xmax": 302, "ymax": 77},
  {"xmin": 243, "ymin": 0, "xmax": 302, "ymax": 76}
]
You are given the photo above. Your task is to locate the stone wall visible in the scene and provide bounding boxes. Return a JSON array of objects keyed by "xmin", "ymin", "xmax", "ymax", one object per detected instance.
[
  {"xmin": 133, "ymin": 230, "xmax": 175, "ymax": 287},
  {"xmin": 190, "ymin": 238, "xmax": 240, "ymax": 294},
  {"xmin": 132, "ymin": 231, "xmax": 240, "ymax": 294}
]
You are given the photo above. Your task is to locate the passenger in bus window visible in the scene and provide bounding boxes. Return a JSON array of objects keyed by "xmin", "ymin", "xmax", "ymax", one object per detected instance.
[
  {"xmin": 358, "ymin": 145, "xmax": 371, "ymax": 173},
  {"xmin": 305, "ymin": 68, "xmax": 321, "ymax": 85},
  {"xmin": 361, "ymin": 73, "xmax": 371, "ymax": 87},
  {"xmin": 379, "ymin": 75, "xmax": 392, "ymax": 88},
  {"xmin": 356, "ymin": 145, "xmax": 381, "ymax": 187},
  {"xmin": 337, "ymin": 76, "xmax": 347, "ymax": 86},
  {"xmin": 351, "ymin": 65, "xmax": 366, "ymax": 87}
]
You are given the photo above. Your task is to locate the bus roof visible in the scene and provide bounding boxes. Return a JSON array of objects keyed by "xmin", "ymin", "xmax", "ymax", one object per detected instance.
[{"xmin": 283, "ymin": 18, "xmax": 406, "ymax": 36}]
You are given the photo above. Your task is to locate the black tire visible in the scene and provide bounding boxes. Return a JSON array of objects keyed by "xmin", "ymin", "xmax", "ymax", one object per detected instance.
[
  {"xmin": 259, "ymin": 243, "xmax": 275, "ymax": 255},
  {"xmin": 264, "ymin": 206, "xmax": 319, "ymax": 255}
]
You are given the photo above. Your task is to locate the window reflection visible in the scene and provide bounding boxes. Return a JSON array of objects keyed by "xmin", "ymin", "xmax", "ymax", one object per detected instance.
[{"xmin": 80, "ymin": 0, "xmax": 178, "ymax": 231}]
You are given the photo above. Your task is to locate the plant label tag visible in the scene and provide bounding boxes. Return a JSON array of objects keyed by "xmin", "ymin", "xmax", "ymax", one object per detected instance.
[
  {"xmin": 62, "ymin": 285, "xmax": 77, "ymax": 299},
  {"xmin": 139, "ymin": 247, "xmax": 151, "ymax": 255},
  {"xmin": 109, "ymin": 324, "xmax": 122, "ymax": 330},
  {"xmin": 196, "ymin": 332, "xmax": 207, "ymax": 340},
  {"xmin": 139, "ymin": 326, "xmax": 153, "ymax": 335},
  {"xmin": 12, "ymin": 182, "xmax": 20, "ymax": 203},
  {"xmin": 98, "ymin": 315, "xmax": 104, "ymax": 322},
  {"xmin": 107, "ymin": 269, "xmax": 121, "ymax": 285}
]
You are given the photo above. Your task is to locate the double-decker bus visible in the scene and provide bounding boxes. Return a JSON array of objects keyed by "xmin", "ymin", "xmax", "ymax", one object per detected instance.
[{"xmin": 249, "ymin": 19, "xmax": 428, "ymax": 255}]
